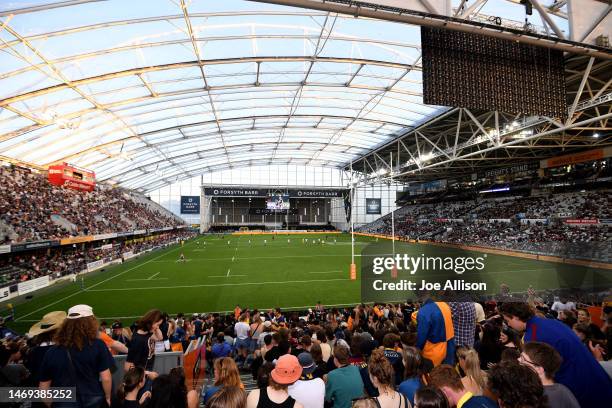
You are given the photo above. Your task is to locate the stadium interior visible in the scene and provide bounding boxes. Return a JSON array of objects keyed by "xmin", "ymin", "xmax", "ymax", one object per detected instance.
[{"xmin": 0, "ymin": 1, "xmax": 610, "ymax": 408}]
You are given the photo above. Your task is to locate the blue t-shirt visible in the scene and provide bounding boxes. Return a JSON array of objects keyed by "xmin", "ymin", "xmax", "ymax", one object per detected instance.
[
  {"xmin": 524, "ymin": 316, "xmax": 612, "ymax": 408},
  {"xmin": 398, "ymin": 377, "xmax": 421, "ymax": 406},
  {"xmin": 202, "ymin": 385, "xmax": 220, "ymax": 404},
  {"xmin": 39, "ymin": 339, "xmax": 114, "ymax": 399},
  {"xmin": 211, "ymin": 342, "xmax": 232, "ymax": 359}
]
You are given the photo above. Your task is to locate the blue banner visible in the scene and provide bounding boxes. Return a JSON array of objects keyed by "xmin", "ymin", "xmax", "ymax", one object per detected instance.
[{"xmin": 181, "ymin": 196, "xmax": 200, "ymax": 214}]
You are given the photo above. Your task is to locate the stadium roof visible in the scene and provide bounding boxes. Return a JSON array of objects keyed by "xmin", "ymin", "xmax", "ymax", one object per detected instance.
[{"xmin": 0, "ymin": 0, "xmax": 610, "ymax": 192}]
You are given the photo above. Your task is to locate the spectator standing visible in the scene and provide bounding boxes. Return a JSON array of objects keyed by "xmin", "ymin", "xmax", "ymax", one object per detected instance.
[
  {"xmin": 519, "ymin": 342, "xmax": 580, "ymax": 408},
  {"xmin": 38, "ymin": 304, "xmax": 114, "ymax": 408},
  {"xmin": 235, "ymin": 314, "xmax": 251, "ymax": 366},
  {"xmin": 416, "ymin": 298, "xmax": 455, "ymax": 366},
  {"xmin": 324, "ymin": 346, "xmax": 364, "ymax": 408},
  {"xmin": 126, "ymin": 309, "xmax": 164, "ymax": 371},
  {"xmin": 500, "ymin": 302, "xmax": 612, "ymax": 408},
  {"xmin": 25, "ymin": 311, "xmax": 66, "ymax": 385},
  {"xmin": 449, "ymin": 302, "xmax": 476, "ymax": 348}
]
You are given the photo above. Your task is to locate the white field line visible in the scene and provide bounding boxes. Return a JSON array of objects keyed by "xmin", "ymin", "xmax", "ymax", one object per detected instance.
[
  {"xmin": 15, "ymin": 245, "xmax": 182, "ymax": 321},
  {"xmin": 148, "ymin": 272, "xmax": 160, "ymax": 280},
  {"xmin": 87, "ymin": 277, "xmax": 350, "ymax": 292},
  {"xmin": 308, "ymin": 270, "xmax": 342, "ymax": 274},
  {"xmin": 151, "ymin": 253, "xmax": 391, "ymax": 262}
]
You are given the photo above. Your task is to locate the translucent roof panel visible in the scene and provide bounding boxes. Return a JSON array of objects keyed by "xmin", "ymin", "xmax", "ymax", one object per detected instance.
[{"xmin": 0, "ymin": 0, "xmax": 448, "ymax": 192}]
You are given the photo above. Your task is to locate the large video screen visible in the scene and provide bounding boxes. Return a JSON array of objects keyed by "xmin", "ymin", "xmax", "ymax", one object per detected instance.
[{"xmin": 266, "ymin": 194, "xmax": 290, "ymax": 210}]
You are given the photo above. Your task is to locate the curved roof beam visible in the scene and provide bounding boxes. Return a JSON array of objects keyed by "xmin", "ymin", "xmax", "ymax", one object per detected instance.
[
  {"xmin": 46, "ymin": 113, "xmax": 407, "ymax": 166},
  {"xmin": 0, "ymin": 34, "xmax": 420, "ymax": 80},
  {"xmin": 105, "ymin": 142, "xmax": 359, "ymax": 184},
  {"xmin": 0, "ymin": 56, "xmax": 418, "ymax": 106}
]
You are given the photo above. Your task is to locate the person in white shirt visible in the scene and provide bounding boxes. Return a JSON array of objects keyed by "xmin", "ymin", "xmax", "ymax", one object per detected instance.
[
  {"xmin": 289, "ymin": 352, "xmax": 325, "ymax": 408},
  {"xmin": 234, "ymin": 315, "xmax": 251, "ymax": 364}
]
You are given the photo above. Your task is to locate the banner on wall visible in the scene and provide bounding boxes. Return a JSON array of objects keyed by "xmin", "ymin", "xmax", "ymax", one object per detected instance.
[
  {"xmin": 366, "ymin": 198, "xmax": 382, "ymax": 214},
  {"xmin": 203, "ymin": 187, "xmax": 347, "ymax": 198},
  {"xmin": 18, "ymin": 276, "xmax": 50, "ymax": 295},
  {"xmin": 180, "ymin": 196, "xmax": 200, "ymax": 214}
]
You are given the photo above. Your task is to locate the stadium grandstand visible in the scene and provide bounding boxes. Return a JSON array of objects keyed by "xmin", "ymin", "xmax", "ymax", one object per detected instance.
[{"xmin": 0, "ymin": 1, "xmax": 610, "ymax": 408}]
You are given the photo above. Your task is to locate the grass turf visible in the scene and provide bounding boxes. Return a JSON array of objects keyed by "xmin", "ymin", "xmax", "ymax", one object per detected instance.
[{"xmin": 4, "ymin": 233, "xmax": 610, "ymax": 333}]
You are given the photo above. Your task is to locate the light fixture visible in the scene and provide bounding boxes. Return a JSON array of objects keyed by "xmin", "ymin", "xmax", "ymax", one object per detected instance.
[{"xmin": 594, "ymin": 133, "xmax": 600, "ymax": 138}]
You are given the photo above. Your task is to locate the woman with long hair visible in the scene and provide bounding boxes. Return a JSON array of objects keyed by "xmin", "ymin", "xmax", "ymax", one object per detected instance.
[
  {"xmin": 203, "ymin": 357, "xmax": 244, "ymax": 403},
  {"xmin": 478, "ymin": 322, "xmax": 504, "ymax": 369},
  {"xmin": 456, "ymin": 347, "xmax": 487, "ymax": 396},
  {"xmin": 38, "ymin": 304, "xmax": 114, "ymax": 408},
  {"xmin": 205, "ymin": 386, "xmax": 247, "ymax": 408},
  {"xmin": 126, "ymin": 309, "xmax": 164, "ymax": 371},
  {"xmin": 399, "ymin": 346, "xmax": 424, "ymax": 406},
  {"xmin": 499, "ymin": 327, "xmax": 521, "ymax": 350},
  {"xmin": 145, "ymin": 369, "xmax": 199, "ymax": 408},
  {"xmin": 367, "ymin": 349, "xmax": 410, "ymax": 408}
]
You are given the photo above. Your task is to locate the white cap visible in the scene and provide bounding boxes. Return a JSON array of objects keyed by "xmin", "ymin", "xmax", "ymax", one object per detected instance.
[
  {"xmin": 67, "ymin": 304, "xmax": 94, "ymax": 319},
  {"xmin": 263, "ymin": 321, "xmax": 272, "ymax": 328}
]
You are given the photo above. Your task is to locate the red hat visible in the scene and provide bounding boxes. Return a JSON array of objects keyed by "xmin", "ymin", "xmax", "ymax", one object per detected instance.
[{"xmin": 271, "ymin": 354, "xmax": 302, "ymax": 385}]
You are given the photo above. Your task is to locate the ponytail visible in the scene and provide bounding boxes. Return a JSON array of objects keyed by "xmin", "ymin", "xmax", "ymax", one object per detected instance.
[
  {"xmin": 117, "ymin": 367, "xmax": 145, "ymax": 402},
  {"xmin": 458, "ymin": 348, "xmax": 486, "ymax": 392}
]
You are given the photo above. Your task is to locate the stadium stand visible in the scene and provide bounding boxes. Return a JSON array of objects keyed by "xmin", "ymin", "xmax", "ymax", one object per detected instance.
[
  {"xmin": 358, "ymin": 189, "xmax": 611, "ymax": 262},
  {"xmin": 0, "ymin": 230, "xmax": 195, "ymax": 287},
  {"xmin": 2, "ymin": 296, "xmax": 611, "ymax": 408},
  {"xmin": 0, "ymin": 165, "xmax": 183, "ymax": 244}
]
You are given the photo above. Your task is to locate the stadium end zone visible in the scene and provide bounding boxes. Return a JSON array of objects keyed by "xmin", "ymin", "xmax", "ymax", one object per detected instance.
[{"xmin": 231, "ymin": 230, "xmax": 342, "ymax": 236}]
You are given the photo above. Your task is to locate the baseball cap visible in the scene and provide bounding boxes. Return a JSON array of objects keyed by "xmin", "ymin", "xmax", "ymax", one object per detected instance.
[
  {"xmin": 297, "ymin": 352, "xmax": 316, "ymax": 375},
  {"xmin": 67, "ymin": 304, "xmax": 94, "ymax": 319},
  {"xmin": 263, "ymin": 320, "xmax": 272, "ymax": 328},
  {"xmin": 271, "ymin": 354, "xmax": 302, "ymax": 385},
  {"xmin": 111, "ymin": 321, "xmax": 123, "ymax": 329}
]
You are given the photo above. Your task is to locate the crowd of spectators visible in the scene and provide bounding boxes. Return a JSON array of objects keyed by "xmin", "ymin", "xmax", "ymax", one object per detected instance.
[
  {"xmin": 0, "ymin": 230, "xmax": 195, "ymax": 287},
  {"xmin": 0, "ymin": 165, "xmax": 183, "ymax": 244},
  {"xmin": 2, "ymin": 293, "xmax": 611, "ymax": 408},
  {"xmin": 358, "ymin": 189, "xmax": 611, "ymax": 262}
]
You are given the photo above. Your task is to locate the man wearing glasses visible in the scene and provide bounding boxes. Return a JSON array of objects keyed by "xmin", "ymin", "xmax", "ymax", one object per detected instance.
[
  {"xmin": 518, "ymin": 342, "xmax": 580, "ymax": 408},
  {"xmin": 499, "ymin": 302, "xmax": 612, "ymax": 408}
]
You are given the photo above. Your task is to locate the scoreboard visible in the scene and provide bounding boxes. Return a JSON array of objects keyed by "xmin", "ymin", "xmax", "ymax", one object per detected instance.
[{"xmin": 48, "ymin": 162, "xmax": 96, "ymax": 192}]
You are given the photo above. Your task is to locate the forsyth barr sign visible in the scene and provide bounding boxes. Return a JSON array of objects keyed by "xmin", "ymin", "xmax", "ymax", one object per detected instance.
[
  {"xmin": 203, "ymin": 187, "xmax": 347, "ymax": 198},
  {"xmin": 180, "ymin": 196, "xmax": 200, "ymax": 214}
]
